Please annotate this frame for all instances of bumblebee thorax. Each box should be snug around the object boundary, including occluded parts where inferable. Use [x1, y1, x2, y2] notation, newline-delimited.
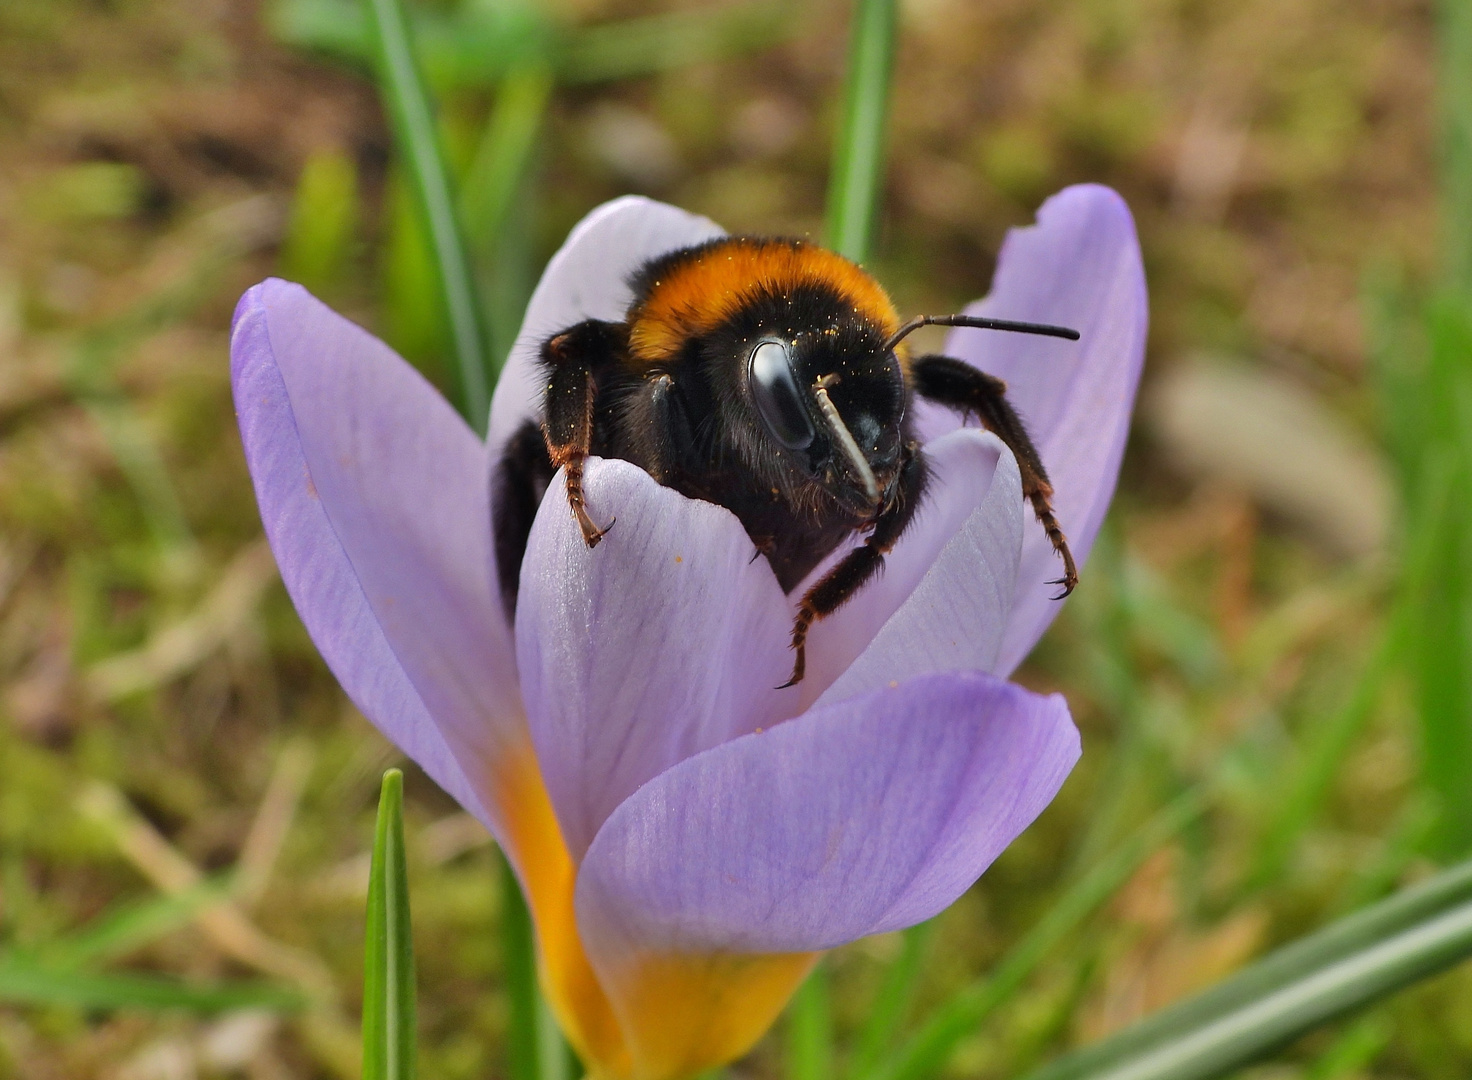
[625, 236, 901, 366]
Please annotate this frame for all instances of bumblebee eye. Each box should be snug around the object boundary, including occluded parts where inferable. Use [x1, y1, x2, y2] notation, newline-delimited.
[749, 340, 814, 450]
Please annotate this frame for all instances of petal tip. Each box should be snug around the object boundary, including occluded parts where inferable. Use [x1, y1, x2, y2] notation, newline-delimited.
[1041, 182, 1136, 226]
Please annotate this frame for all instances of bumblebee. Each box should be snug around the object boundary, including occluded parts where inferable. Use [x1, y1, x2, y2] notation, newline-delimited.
[493, 235, 1079, 686]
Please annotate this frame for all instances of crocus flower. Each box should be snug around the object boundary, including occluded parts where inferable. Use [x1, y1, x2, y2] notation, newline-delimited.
[230, 185, 1145, 1080]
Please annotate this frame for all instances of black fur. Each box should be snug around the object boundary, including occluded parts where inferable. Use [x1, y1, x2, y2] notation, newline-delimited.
[491, 237, 1068, 682]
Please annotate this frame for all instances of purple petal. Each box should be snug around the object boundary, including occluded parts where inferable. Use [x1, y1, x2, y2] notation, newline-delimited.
[913, 185, 1147, 674]
[487, 197, 723, 466]
[516, 458, 797, 862]
[574, 671, 1078, 957]
[811, 430, 1024, 708]
[231, 280, 522, 838]
[793, 429, 1021, 709]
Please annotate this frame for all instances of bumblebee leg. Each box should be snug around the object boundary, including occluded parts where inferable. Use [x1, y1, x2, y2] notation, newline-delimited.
[540, 320, 625, 547]
[491, 419, 556, 622]
[628, 372, 692, 485]
[910, 354, 1077, 597]
[781, 444, 927, 687]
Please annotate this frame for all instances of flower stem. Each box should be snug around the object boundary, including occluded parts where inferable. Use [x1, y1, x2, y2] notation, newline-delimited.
[363, 0, 491, 434]
[824, 0, 897, 263]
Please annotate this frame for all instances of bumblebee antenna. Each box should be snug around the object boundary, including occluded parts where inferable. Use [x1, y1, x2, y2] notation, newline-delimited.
[885, 314, 1080, 353]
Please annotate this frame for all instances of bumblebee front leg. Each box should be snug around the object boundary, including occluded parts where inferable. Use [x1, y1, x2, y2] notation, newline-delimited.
[781, 443, 927, 687]
[540, 319, 625, 547]
[910, 354, 1078, 596]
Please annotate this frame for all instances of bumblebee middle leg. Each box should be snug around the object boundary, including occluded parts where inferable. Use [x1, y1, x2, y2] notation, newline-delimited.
[910, 353, 1078, 596]
[781, 443, 927, 687]
[539, 319, 627, 547]
[616, 371, 694, 486]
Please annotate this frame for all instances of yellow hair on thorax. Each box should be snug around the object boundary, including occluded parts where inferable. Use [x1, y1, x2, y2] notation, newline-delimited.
[627, 238, 901, 365]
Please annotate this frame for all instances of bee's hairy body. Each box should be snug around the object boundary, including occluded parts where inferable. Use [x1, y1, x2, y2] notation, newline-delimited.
[493, 235, 1076, 685]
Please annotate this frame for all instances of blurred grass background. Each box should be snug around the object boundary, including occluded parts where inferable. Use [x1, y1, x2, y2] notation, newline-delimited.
[0, 0, 1467, 1077]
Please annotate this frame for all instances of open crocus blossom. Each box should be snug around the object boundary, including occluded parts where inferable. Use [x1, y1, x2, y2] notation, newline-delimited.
[230, 185, 1145, 1079]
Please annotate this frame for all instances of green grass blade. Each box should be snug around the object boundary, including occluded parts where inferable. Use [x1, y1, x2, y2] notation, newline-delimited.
[460, 64, 552, 370]
[270, 0, 373, 63]
[272, 0, 549, 89]
[1018, 859, 1472, 1080]
[861, 792, 1205, 1080]
[0, 961, 302, 1014]
[556, 2, 793, 85]
[786, 963, 833, 1080]
[362, 769, 415, 1080]
[37, 875, 234, 972]
[279, 148, 360, 296]
[363, 0, 490, 433]
[78, 394, 199, 565]
[1252, 444, 1453, 884]
[460, 66, 552, 261]
[1023, 878, 1472, 1080]
[275, 0, 793, 89]
[1302, 1016, 1390, 1080]
[1246, 619, 1400, 890]
[848, 922, 936, 1080]
[1440, 0, 1472, 295]
[825, 0, 896, 261]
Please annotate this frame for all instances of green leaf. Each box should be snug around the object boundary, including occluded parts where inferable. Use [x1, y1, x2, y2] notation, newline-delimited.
[860, 792, 1204, 1080]
[363, 0, 490, 433]
[825, 0, 896, 262]
[362, 769, 416, 1080]
[0, 961, 302, 1014]
[785, 963, 832, 1080]
[1022, 857, 1472, 1080]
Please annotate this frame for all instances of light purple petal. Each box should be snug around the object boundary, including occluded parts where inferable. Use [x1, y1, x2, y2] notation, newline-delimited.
[516, 457, 797, 862]
[912, 185, 1146, 675]
[792, 429, 1021, 710]
[811, 430, 1024, 708]
[574, 671, 1078, 959]
[231, 280, 523, 840]
[486, 197, 723, 467]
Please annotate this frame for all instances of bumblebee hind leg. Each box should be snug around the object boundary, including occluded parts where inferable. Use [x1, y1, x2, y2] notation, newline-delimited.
[910, 354, 1077, 596]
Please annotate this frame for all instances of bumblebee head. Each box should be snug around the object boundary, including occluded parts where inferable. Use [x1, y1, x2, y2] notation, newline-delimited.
[742, 322, 906, 520]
